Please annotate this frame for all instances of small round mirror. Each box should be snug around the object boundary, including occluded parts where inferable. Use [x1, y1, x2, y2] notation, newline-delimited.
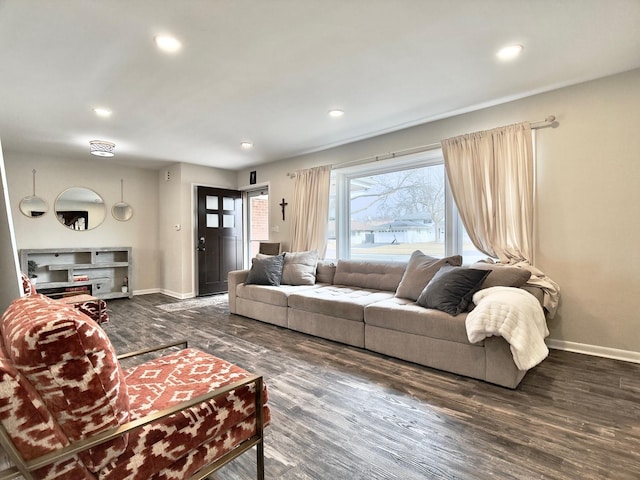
[55, 187, 106, 231]
[112, 202, 134, 222]
[19, 195, 49, 218]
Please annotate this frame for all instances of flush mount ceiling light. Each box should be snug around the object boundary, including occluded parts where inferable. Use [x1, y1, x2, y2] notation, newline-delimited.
[154, 35, 182, 53]
[93, 107, 112, 117]
[240, 141, 253, 149]
[89, 140, 115, 157]
[496, 44, 524, 61]
[328, 109, 345, 118]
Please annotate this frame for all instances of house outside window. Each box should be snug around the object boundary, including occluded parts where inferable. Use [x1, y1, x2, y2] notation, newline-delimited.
[246, 188, 269, 263]
[327, 150, 484, 264]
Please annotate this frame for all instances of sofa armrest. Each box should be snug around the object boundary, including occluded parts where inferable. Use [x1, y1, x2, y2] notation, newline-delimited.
[228, 269, 249, 313]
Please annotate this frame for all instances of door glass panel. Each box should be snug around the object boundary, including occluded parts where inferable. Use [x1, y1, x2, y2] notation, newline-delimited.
[223, 214, 235, 228]
[222, 197, 234, 210]
[207, 213, 219, 228]
[206, 196, 219, 210]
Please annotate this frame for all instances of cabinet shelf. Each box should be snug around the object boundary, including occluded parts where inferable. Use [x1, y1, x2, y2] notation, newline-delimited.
[21, 247, 132, 300]
[48, 262, 129, 270]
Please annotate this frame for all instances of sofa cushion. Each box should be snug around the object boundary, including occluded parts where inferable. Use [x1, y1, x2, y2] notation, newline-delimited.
[472, 261, 532, 289]
[0, 294, 130, 472]
[417, 266, 490, 316]
[281, 250, 318, 285]
[333, 260, 406, 291]
[316, 260, 337, 284]
[364, 297, 474, 345]
[245, 254, 285, 286]
[236, 282, 320, 307]
[395, 251, 462, 301]
[288, 286, 395, 322]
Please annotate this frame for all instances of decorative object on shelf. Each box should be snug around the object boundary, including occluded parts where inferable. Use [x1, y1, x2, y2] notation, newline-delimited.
[112, 178, 134, 221]
[19, 169, 49, 218]
[280, 198, 288, 221]
[121, 276, 128, 293]
[55, 187, 106, 231]
[89, 140, 115, 157]
[27, 260, 38, 284]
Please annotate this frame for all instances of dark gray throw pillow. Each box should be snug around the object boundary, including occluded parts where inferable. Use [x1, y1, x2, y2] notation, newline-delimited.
[417, 266, 490, 316]
[245, 254, 285, 286]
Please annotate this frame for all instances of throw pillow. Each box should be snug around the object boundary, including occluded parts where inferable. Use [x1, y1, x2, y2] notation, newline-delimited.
[395, 250, 463, 301]
[245, 254, 285, 286]
[281, 250, 319, 285]
[417, 266, 490, 316]
[471, 262, 532, 289]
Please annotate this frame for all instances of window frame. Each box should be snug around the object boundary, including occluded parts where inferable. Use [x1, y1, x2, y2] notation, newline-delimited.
[331, 148, 473, 262]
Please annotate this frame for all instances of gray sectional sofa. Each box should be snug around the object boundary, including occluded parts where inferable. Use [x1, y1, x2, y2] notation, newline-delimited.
[228, 255, 545, 388]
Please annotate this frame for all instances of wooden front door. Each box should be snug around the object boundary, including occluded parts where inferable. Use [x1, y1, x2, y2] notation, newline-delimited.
[196, 187, 243, 295]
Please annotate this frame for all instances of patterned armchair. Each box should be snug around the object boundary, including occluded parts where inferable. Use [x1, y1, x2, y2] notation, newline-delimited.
[20, 272, 109, 325]
[0, 294, 269, 480]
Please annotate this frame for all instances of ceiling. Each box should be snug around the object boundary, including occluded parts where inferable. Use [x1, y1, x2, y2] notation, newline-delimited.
[1, 1, 639, 171]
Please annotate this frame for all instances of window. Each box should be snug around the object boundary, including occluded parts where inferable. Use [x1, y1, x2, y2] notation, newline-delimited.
[329, 150, 484, 263]
[245, 188, 269, 263]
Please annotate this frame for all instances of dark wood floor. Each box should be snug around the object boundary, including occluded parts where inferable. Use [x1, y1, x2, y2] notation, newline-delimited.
[104, 294, 640, 480]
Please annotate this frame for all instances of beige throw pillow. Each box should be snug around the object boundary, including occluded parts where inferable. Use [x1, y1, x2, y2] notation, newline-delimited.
[281, 250, 319, 285]
[471, 262, 532, 289]
[395, 250, 463, 301]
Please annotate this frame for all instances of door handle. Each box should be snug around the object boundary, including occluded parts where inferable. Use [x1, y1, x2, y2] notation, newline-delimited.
[197, 236, 205, 252]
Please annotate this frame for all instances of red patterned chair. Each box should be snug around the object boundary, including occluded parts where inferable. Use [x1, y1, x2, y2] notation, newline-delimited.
[0, 294, 269, 480]
[20, 272, 109, 325]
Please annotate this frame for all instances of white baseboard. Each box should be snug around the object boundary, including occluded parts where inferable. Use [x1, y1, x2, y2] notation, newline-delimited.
[547, 338, 640, 364]
[158, 289, 195, 300]
[131, 288, 160, 296]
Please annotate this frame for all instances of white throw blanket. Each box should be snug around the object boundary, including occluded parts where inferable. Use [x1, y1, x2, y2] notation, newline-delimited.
[466, 286, 549, 370]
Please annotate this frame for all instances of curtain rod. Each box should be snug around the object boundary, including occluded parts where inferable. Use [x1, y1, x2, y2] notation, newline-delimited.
[287, 115, 556, 176]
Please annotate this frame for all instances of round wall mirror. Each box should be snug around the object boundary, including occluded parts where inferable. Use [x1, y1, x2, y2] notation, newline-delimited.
[111, 178, 133, 221]
[55, 187, 106, 231]
[112, 202, 134, 222]
[19, 195, 49, 218]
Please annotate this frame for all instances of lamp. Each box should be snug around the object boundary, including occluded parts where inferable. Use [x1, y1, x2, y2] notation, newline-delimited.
[89, 140, 115, 157]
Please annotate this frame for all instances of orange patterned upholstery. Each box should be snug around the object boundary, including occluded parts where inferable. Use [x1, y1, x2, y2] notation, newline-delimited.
[0, 294, 270, 480]
[20, 272, 109, 324]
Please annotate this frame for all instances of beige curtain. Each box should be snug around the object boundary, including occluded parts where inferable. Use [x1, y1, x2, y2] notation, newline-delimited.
[290, 165, 331, 257]
[442, 122, 560, 317]
[442, 122, 534, 264]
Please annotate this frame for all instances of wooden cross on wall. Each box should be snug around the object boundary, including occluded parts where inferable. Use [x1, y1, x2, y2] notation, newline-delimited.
[280, 198, 288, 221]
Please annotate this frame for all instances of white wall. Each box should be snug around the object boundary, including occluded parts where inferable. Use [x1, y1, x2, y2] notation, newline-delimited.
[0, 140, 21, 312]
[157, 162, 237, 298]
[5, 152, 160, 293]
[237, 68, 640, 359]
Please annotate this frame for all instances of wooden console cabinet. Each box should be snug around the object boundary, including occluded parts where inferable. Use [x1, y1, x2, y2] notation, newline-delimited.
[20, 247, 132, 300]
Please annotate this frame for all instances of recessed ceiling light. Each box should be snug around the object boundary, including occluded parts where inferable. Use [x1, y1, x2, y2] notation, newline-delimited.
[496, 44, 524, 61]
[154, 35, 182, 53]
[328, 109, 344, 118]
[240, 142, 253, 149]
[93, 107, 112, 117]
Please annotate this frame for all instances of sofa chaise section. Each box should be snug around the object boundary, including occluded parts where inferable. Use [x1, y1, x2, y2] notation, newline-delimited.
[364, 297, 526, 388]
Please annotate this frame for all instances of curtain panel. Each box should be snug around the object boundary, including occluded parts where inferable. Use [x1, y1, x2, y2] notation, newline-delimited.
[442, 122, 560, 317]
[442, 122, 534, 264]
[289, 165, 331, 257]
